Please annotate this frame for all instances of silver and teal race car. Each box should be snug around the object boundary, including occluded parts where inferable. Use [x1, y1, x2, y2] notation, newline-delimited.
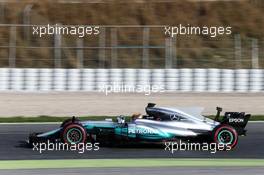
[29, 103, 250, 148]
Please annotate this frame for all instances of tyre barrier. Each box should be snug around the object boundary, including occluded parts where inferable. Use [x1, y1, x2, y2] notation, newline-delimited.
[0, 68, 263, 92]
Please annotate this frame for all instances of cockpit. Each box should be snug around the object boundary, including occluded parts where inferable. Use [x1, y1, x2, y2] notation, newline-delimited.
[126, 103, 206, 123]
[144, 106, 186, 121]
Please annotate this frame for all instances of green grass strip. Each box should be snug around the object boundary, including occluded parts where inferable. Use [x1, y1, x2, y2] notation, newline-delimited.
[0, 159, 263, 169]
[0, 116, 115, 123]
[0, 115, 264, 123]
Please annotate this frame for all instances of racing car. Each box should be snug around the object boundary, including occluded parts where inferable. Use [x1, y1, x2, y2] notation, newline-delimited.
[29, 103, 250, 148]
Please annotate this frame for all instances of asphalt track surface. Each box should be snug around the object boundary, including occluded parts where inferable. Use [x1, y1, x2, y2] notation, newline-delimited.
[1, 167, 264, 175]
[0, 122, 263, 160]
[0, 92, 263, 116]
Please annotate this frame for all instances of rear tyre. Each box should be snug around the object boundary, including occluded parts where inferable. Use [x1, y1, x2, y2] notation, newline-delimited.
[213, 124, 238, 149]
[61, 123, 87, 144]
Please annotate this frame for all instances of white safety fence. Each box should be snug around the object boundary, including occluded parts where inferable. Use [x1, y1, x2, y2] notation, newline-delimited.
[0, 68, 263, 92]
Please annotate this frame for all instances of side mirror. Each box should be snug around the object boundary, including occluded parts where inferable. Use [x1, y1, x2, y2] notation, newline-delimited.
[147, 103, 156, 108]
[71, 116, 76, 122]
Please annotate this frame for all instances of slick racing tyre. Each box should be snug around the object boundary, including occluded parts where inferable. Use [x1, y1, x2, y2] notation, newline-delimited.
[61, 123, 87, 144]
[61, 117, 80, 128]
[213, 124, 238, 149]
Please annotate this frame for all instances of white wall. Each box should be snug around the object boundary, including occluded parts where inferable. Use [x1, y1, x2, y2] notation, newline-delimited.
[0, 68, 263, 92]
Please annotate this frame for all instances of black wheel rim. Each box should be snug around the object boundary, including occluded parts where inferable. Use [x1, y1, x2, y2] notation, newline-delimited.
[218, 130, 234, 144]
[66, 128, 82, 144]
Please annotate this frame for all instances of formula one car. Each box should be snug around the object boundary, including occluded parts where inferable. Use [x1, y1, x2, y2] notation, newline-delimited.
[29, 103, 250, 148]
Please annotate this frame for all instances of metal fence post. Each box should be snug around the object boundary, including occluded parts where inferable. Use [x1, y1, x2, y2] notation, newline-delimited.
[76, 38, 84, 69]
[142, 27, 149, 68]
[111, 28, 118, 68]
[99, 27, 106, 68]
[234, 34, 242, 68]
[9, 26, 16, 68]
[0, 3, 5, 23]
[54, 27, 62, 68]
[171, 37, 177, 68]
[23, 4, 33, 41]
[165, 38, 172, 68]
[251, 38, 259, 69]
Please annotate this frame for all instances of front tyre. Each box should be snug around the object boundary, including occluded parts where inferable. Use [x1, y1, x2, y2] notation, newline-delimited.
[61, 117, 80, 128]
[213, 124, 238, 149]
[61, 123, 87, 144]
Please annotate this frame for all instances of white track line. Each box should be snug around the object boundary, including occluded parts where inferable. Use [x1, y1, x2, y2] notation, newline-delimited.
[0, 121, 263, 125]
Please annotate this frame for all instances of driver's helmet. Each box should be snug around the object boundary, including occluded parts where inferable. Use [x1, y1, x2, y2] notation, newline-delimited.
[117, 115, 125, 124]
[131, 113, 142, 122]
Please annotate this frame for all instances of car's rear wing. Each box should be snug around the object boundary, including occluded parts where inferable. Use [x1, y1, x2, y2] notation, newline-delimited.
[222, 112, 251, 135]
[215, 107, 251, 135]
